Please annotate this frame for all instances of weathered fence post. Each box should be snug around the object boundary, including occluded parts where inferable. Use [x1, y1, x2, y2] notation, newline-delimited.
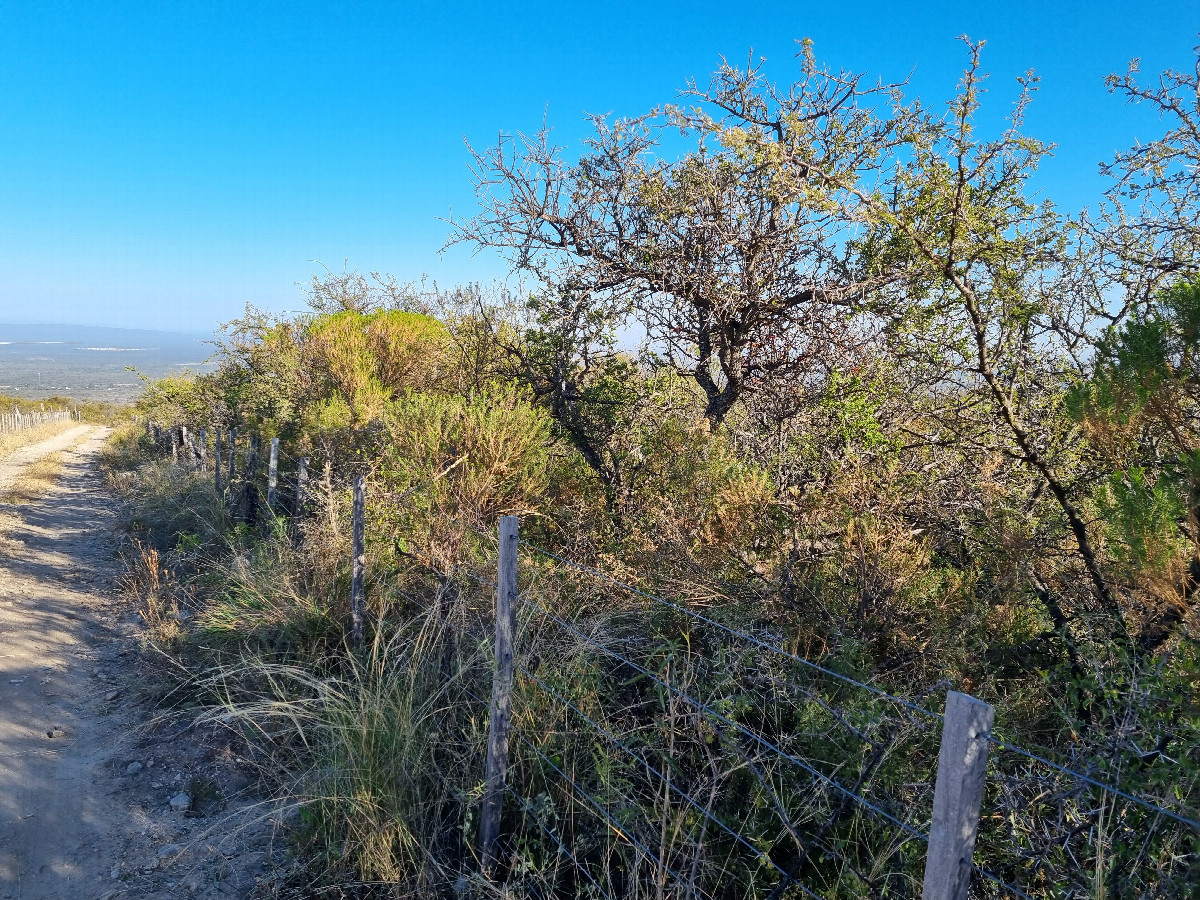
[350, 473, 366, 646]
[198, 428, 208, 468]
[170, 427, 180, 463]
[290, 457, 310, 545]
[294, 457, 309, 515]
[922, 691, 995, 900]
[481, 514, 519, 875]
[214, 427, 223, 494]
[226, 427, 237, 491]
[241, 434, 260, 524]
[267, 437, 280, 510]
[245, 434, 259, 481]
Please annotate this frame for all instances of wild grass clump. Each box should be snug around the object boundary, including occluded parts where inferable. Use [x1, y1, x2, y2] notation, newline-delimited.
[196, 550, 341, 654]
[196, 607, 492, 896]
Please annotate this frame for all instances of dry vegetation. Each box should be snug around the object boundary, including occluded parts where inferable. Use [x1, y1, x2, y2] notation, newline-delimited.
[0, 431, 95, 503]
[0, 419, 79, 460]
[104, 41, 1200, 900]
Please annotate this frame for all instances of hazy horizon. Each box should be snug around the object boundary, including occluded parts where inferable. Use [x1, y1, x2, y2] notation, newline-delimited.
[0, 321, 214, 338]
[0, 323, 216, 400]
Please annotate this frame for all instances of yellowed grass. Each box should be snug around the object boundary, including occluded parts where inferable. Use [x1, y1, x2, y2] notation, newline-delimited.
[0, 419, 79, 459]
[2, 451, 69, 503]
[1, 431, 91, 504]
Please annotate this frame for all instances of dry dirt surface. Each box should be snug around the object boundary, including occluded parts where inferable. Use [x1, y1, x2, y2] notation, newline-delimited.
[0, 428, 279, 900]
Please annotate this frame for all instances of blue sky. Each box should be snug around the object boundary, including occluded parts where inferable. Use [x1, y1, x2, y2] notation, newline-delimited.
[0, 1, 1196, 334]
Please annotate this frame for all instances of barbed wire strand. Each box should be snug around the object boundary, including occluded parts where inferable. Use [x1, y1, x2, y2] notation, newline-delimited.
[518, 539, 944, 723]
[972, 863, 1037, 900]
[517, 538, 1200, 834]
[514, 662, 827, 900]
[509, 726, 702, 897]
[457, 675, 700, 896]
[522, 595, 929, 844]
[986, 735, 1200, 832]
[503, 782, 617, 900]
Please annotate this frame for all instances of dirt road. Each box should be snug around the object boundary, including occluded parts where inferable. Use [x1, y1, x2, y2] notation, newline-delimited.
[0, 429, 275, 899]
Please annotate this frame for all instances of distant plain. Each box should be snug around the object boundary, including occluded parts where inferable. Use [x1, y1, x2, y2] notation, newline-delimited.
[0, 324, 215, 402]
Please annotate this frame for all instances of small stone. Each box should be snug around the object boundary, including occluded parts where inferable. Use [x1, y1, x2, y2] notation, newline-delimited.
[125, 762, 143, 776]
[157, 843, 182, 858]
[105, 690, 120, 701]
[169, 792, 191, 811]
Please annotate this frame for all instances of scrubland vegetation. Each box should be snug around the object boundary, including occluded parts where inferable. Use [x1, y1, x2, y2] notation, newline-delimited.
[108, 43, 1199, 898]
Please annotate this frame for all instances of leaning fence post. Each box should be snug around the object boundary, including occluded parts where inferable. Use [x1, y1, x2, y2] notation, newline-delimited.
[350, 474, 366, 646]
[922, 691, 995, 900]
[267, 437, 280, 510]
[481, 514, 519, 875]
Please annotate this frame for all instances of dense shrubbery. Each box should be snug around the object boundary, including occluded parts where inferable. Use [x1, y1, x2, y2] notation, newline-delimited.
[110, 44, 1200, 899]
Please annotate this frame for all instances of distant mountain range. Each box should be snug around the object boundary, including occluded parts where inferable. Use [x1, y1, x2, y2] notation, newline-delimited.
[0, 323, 217, 402]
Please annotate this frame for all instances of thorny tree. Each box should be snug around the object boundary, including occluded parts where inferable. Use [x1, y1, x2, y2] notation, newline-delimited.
[448, 41, 921, 428]
[682, 41, 1152, 656]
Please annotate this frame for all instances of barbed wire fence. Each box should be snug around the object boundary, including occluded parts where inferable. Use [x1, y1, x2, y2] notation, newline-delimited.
[144, 423, 1200, 899]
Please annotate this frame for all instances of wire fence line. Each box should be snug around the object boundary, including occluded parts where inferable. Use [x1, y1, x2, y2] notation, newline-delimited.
[519, 537, 1200, 832]
[518, 538, 948, 725]
[0, 407, 78, 434]
[144, 424, 1199, 899]
[520, 593, 932, 844]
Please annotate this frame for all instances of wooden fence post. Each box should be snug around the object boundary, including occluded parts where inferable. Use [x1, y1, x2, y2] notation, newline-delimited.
[198, 428, 208, 468]
[481, 514, 519, 875]
[294, 457, 309, 515]
[214, 427, 223, 494]
[226, 427, 237, 491]
[245, 434, 258, 480]
[267, 437, 280, 510]
[242, 435, 260, 524]
[922, 691, 995, 900]
[170, 427, 179, 463]
[350, 474, 366, 646]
